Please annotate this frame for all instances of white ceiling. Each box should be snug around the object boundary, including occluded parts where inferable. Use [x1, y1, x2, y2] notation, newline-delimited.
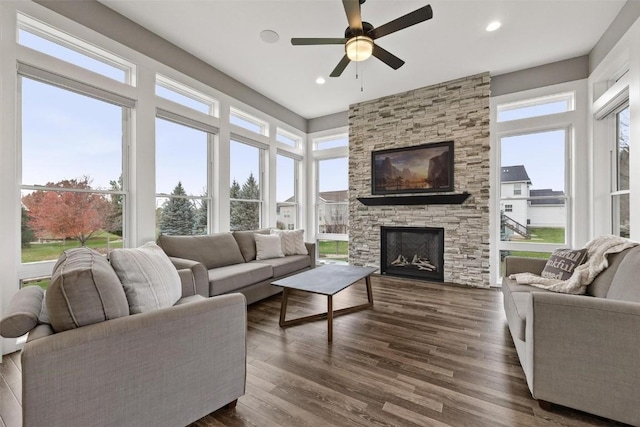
[99, 0, 626, 120]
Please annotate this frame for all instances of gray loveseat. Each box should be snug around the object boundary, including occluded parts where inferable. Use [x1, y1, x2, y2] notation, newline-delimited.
[502, 246, 640, 425]
[0, 246, 246, 427]
[158, 230, 316, 304]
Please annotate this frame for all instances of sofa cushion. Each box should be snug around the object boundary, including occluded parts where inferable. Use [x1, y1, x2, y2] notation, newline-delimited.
[587, 247, 633, 297]
[606, 246, 640, 303]
[110, 242, 182, 314]
[271, 229, 308, 256]
[233, 229, 270, 262]
[0, 286, 44, 338]
[255, 234, 284, 260]
[208, 263, 273, 295]
[158, 233, 245, 269]
[252, 255, 311, 278]
[541, 248, 587, 281]
[47, 247, 129, 333]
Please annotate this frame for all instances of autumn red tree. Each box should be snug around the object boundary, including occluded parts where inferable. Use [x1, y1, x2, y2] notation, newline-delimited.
[22, 177, 112, 246]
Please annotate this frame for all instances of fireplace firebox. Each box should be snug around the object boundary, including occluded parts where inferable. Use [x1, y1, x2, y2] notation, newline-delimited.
[380, 226, 444, 282]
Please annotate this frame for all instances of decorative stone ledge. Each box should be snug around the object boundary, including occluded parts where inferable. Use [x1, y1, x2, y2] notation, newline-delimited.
[357, 192, 470, 206]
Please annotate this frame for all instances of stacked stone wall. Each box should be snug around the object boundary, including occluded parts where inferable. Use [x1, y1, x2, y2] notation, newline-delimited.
[348, 73, 491, 287]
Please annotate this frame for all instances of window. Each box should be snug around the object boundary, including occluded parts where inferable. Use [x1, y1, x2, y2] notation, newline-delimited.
[500, 130, 567, 243]
[155, 118, 211, 236]
[317, 157, 348, 264]
[513, 183, 521, 195]
[497, 92, 574, 122]
[276, 128, 300, 148]
[315, 134, 348, 150]
[612, 105, 630, 238]
[230, 140, 263, 230]
[276, 154, 298, 230]
[20, 77, 127, 264]
[156, 75, 217, 116]
[18, 14, 131, 84]
[230, 108, 267, 136]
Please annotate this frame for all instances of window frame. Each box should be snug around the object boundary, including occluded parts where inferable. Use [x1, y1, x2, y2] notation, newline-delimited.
[490, 80, 587, 286]
[229, 138, 266, 231]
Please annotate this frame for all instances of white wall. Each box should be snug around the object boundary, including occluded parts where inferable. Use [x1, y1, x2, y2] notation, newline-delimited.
[529, 205, 566, 227]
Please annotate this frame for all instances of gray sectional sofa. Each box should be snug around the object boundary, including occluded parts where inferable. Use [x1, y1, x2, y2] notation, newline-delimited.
[502, 246, 640, 426]
[158, 230, 316, 304]
[0, 245, 247, 427]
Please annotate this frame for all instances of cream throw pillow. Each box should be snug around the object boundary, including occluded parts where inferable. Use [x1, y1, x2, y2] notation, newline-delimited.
[271, 229, 308, 256]
[255, 234, 285, 260]
[110, 241, 182, 314]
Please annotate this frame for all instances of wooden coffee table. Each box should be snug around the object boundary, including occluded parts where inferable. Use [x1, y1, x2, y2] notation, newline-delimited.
[272, 264, 377, 343]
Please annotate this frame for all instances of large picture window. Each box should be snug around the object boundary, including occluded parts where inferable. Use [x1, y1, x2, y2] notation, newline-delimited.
[20, 77, 127, 264]
[155, 118, 211, 236]
[276, 154, 298, 230]
[612, 105, 630, 238]
[317, 156, 349, 263]
[230, 140, 263, 231]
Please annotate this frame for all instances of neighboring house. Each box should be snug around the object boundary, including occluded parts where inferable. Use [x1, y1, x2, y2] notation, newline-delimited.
[317, 190, 348, 234]
[276, 196, 297, 230]
[276, 190, 349, 233]
[529, 189, 566, 227]
[501, 165, 565, 239]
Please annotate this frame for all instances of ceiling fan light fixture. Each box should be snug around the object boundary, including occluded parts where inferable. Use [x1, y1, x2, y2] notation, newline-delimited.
[345, 36, 374, 62]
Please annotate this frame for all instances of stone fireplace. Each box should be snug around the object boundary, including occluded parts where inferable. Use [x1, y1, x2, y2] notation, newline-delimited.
[381, 226, 444, 281]
[348, 73, 491, 288]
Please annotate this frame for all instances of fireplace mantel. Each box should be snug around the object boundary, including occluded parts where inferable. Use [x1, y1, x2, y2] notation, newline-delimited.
[357, 192, 470, 206]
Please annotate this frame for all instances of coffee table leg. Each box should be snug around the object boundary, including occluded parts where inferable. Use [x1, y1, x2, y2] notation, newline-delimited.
[279, 288, 290, 327]
[366, 275, 374, 305]
[327, 295, 333, 343]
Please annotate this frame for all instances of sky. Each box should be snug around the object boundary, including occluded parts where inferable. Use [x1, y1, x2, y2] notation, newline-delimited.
[501, 129, 565, 192]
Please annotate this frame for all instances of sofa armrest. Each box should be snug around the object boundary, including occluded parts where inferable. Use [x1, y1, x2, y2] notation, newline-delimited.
[305, 242, 316, 269]
[504, 256, 547, 276]
[21, 293, 247, 427]
[526, 292, 640, 425]
[169, 256, 209, 297]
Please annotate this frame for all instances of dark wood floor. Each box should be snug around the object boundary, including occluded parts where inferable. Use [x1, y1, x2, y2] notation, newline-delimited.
[0, 276, 625, 426]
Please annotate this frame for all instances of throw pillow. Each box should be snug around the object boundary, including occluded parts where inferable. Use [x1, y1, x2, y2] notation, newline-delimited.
[271, 229, 308, 256]
[255, 233, 285, 260]
[46, 247, 129, 333]
[110, 241, 182, 314]
[541, 248, 588, 281]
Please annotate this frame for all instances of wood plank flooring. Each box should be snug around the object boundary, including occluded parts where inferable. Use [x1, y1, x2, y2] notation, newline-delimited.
[0, 276, 627, 426]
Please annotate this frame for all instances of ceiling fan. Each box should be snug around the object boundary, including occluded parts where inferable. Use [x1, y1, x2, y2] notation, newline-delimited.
[291, 0, 433, 77]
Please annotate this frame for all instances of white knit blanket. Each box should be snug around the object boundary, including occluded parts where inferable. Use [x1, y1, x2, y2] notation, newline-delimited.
[509, 235, 639, 294]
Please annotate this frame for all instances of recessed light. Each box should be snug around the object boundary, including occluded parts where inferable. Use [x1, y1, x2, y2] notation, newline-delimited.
[315, 77, 326, 85]
[259, 30, 280, 44]
[486, 21, 501, 32]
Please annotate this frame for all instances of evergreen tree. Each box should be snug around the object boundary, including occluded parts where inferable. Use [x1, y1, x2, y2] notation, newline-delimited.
[193, 190, 208, 235]
[106, 176, 123, 236]
[230, 179, 243, 231]
[230, 174, 260, 231]
[21, 206, 35, 248]
[158, 182, 195, 235]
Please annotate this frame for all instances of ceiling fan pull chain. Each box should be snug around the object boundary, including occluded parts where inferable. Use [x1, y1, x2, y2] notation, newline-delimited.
[361, 68, 364, 92]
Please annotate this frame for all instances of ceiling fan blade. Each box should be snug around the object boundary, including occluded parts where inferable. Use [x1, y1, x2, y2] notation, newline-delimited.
[343, 0, 363, 32]
[368, 5, 433, 40]
[291, 38, 348, 45]
[330, 55, 351, 77]
[372, 44, 405, 70]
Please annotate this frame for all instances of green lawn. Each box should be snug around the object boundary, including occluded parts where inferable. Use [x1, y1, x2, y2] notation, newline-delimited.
[318, 240, 348, 262]
[528, 227, 565, 244]
[21, 232, 123, 263]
